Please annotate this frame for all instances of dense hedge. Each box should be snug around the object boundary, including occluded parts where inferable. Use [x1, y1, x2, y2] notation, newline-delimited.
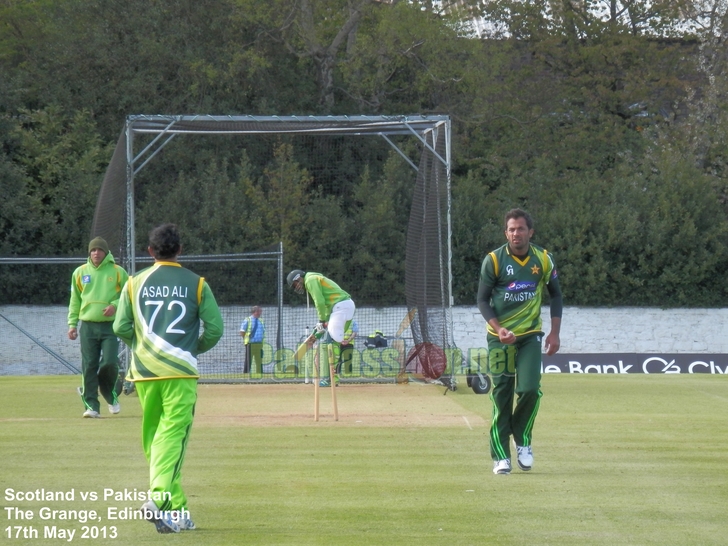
[2, 1, 727, 307]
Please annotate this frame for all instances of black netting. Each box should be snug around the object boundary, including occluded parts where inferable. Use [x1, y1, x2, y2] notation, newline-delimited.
[90, 131, 128, 262]
[405, 126, 453, 364]
[81, 115, 454, 384]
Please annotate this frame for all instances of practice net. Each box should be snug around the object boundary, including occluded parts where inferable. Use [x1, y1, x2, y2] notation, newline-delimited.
[1, 115, 457, 386]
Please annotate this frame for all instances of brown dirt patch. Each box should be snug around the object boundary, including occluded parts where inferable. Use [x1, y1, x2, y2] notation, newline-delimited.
[194, 383, 487, 428]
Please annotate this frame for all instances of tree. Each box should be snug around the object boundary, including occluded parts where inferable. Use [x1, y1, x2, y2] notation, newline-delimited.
[348, 159, 409, 304]
[674, 1, 728, 212]
[446, 0, 708, 306]
[0, 117, 38, 256]
[251, 142, 314, 253]
[337, 0, 471, 113]
[9, 106, 112, 255]
[3, 0, 728, 308]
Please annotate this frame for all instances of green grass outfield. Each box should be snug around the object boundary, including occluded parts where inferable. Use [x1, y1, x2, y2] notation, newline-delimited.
[1, 374, 726, 545]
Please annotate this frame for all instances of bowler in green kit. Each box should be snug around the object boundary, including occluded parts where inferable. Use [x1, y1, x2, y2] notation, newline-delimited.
[114, 224, 223, 533]
[477, 209, 563, 475]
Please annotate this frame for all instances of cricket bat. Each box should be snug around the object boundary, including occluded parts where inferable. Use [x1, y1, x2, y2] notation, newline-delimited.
[396, 307, 417, 338]
[294, 332, 317, 362]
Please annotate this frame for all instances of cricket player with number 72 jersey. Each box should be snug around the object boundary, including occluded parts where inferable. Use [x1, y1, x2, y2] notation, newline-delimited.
[113, 223, 223, 534]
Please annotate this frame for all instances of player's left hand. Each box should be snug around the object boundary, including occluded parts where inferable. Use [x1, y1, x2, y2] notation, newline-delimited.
[102, 305, 116, 317]
[544, 332, 560, 355]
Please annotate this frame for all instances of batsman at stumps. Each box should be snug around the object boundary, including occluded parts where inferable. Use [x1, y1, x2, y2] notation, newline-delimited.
[287, 270, 355, 387]
[113, 224, 223, 533]
[477, 208, 562, 476]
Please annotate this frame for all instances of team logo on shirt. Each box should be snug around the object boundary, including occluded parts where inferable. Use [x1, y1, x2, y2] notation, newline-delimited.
[82, 275, 91, 284]
[531, 264, 540, 274]
[504, 280, 537, 302]
[506, 281, 536, 292]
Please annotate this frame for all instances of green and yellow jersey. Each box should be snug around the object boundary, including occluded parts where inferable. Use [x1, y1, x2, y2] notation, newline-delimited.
[67, 252, 128, 326]
[304, 272, 351, 322]
[477, 243, 561, 338]
[113, 262, 224, 381]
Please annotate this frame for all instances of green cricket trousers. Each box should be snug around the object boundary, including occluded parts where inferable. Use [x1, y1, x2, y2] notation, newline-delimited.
[488, 333, 543, 461]
[135, 378, 197, 512]
[79, 321, 119, 413]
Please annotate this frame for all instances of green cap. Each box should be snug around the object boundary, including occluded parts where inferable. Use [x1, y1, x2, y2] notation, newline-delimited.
[88, 237, 109, 254]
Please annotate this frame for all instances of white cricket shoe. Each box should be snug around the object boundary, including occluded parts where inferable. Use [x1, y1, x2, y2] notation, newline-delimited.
[108, 402, 121, 414]
[493, 459, 511, 475]
[140, 501, 180, 534]
[82, 410, 100, 419]
[172, 511, 196, 531]
[516, 445, 533, 471]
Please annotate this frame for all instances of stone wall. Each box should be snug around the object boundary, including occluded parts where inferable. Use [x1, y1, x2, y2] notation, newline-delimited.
[452, 306, 728, 354]
[2, 305, 726, 375]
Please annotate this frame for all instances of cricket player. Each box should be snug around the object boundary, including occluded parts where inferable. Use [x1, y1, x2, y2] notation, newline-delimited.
[114, 224, 223, 533]
[287, 269, 355, 386]
[477, 208, 562, 475]
[68, 236, 128, 418]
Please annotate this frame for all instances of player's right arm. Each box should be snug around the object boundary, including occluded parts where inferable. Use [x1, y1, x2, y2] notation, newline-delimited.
[477, 253, 515, 344]
[477, 254, 497, 323]
[67, 267, 83, 339]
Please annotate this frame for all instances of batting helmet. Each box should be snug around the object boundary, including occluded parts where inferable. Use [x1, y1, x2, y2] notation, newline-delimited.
[287, 270, 306, 293]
